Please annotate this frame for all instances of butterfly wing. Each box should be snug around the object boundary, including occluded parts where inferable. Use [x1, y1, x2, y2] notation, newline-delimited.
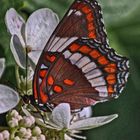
[33, 0, 129, 110]
[45, 0, 107, 53]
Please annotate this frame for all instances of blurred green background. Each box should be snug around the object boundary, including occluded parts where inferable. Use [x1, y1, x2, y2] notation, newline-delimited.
[0, 0, 140, 140]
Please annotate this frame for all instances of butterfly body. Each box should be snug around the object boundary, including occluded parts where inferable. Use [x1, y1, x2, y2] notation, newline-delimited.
[33, 0, 129, 110]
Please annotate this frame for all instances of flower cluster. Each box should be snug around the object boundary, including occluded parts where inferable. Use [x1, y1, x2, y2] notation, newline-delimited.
[0, 101, 118, 140]
[0, 110, 46, 140]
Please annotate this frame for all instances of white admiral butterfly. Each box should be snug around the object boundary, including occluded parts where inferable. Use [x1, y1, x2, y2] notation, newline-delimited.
[33, 0, 129, 110]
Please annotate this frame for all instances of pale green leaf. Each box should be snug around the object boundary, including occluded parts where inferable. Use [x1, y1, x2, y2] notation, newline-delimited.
[10, 35, 26, 69]
[0, 84, 19, 114]
[52, 103, 71, 129]
[69, 114, 118, 130]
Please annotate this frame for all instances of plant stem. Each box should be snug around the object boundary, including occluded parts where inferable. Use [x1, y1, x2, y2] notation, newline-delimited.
[10, 128, 18, 139]
[15, 65, 20, 90]
[59, 131, 65, 140]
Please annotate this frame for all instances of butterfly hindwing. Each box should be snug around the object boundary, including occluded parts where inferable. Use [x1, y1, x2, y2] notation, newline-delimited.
[33, 38, 129, 109]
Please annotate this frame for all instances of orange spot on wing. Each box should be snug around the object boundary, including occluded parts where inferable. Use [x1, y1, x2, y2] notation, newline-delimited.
[86, 13, 94, 22]
[40, 85, 48, 103]
[82, 6, 91, 14]
[40, 93, 48, 103]
[88, 32, 96, 38]
[48, 76, 54, 85]
[64, 79, 75, 86]
[106, 74, 116, 85]
[33, 76, 38, 99]
[89, 49, 101, 59]
[98, 56, 109, 65]
[40, 69, 47, 78]
[40, 78, 48, 103]
[69, 43, 80, 52]
[46, 55, 56, 62]
[108, 85, 115, 94]
[88, 23, 95, 31]
[79, 45, 92, 54]
[53, 85, 63, 93]
[104, 63, 117, 73]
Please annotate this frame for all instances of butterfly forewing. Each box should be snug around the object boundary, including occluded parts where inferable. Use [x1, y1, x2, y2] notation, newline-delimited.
[33, 0, 129, 110]
[45, 0, 108, 52]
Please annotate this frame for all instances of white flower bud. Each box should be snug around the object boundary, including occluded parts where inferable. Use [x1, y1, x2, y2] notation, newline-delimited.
[0, 133, 4, 140]
[29, 116, 35, 124]
[2, 130, 10, 139]
[8, 118, 18, 127]
[10, 110, 19, 117]
[37, 134, 46, 140]
[32, 126, 41, 136]
[19, 116, 33, 127]
[19, 127, 27, 137]
[24, 128, 32, 139]
[15, 115, 23, 121]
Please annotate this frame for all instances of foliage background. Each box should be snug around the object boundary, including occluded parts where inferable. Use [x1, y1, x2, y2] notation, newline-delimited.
[0, 0, 140, 139]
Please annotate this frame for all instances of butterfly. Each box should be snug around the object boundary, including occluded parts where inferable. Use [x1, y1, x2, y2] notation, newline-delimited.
[33, 0, 129, 111]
